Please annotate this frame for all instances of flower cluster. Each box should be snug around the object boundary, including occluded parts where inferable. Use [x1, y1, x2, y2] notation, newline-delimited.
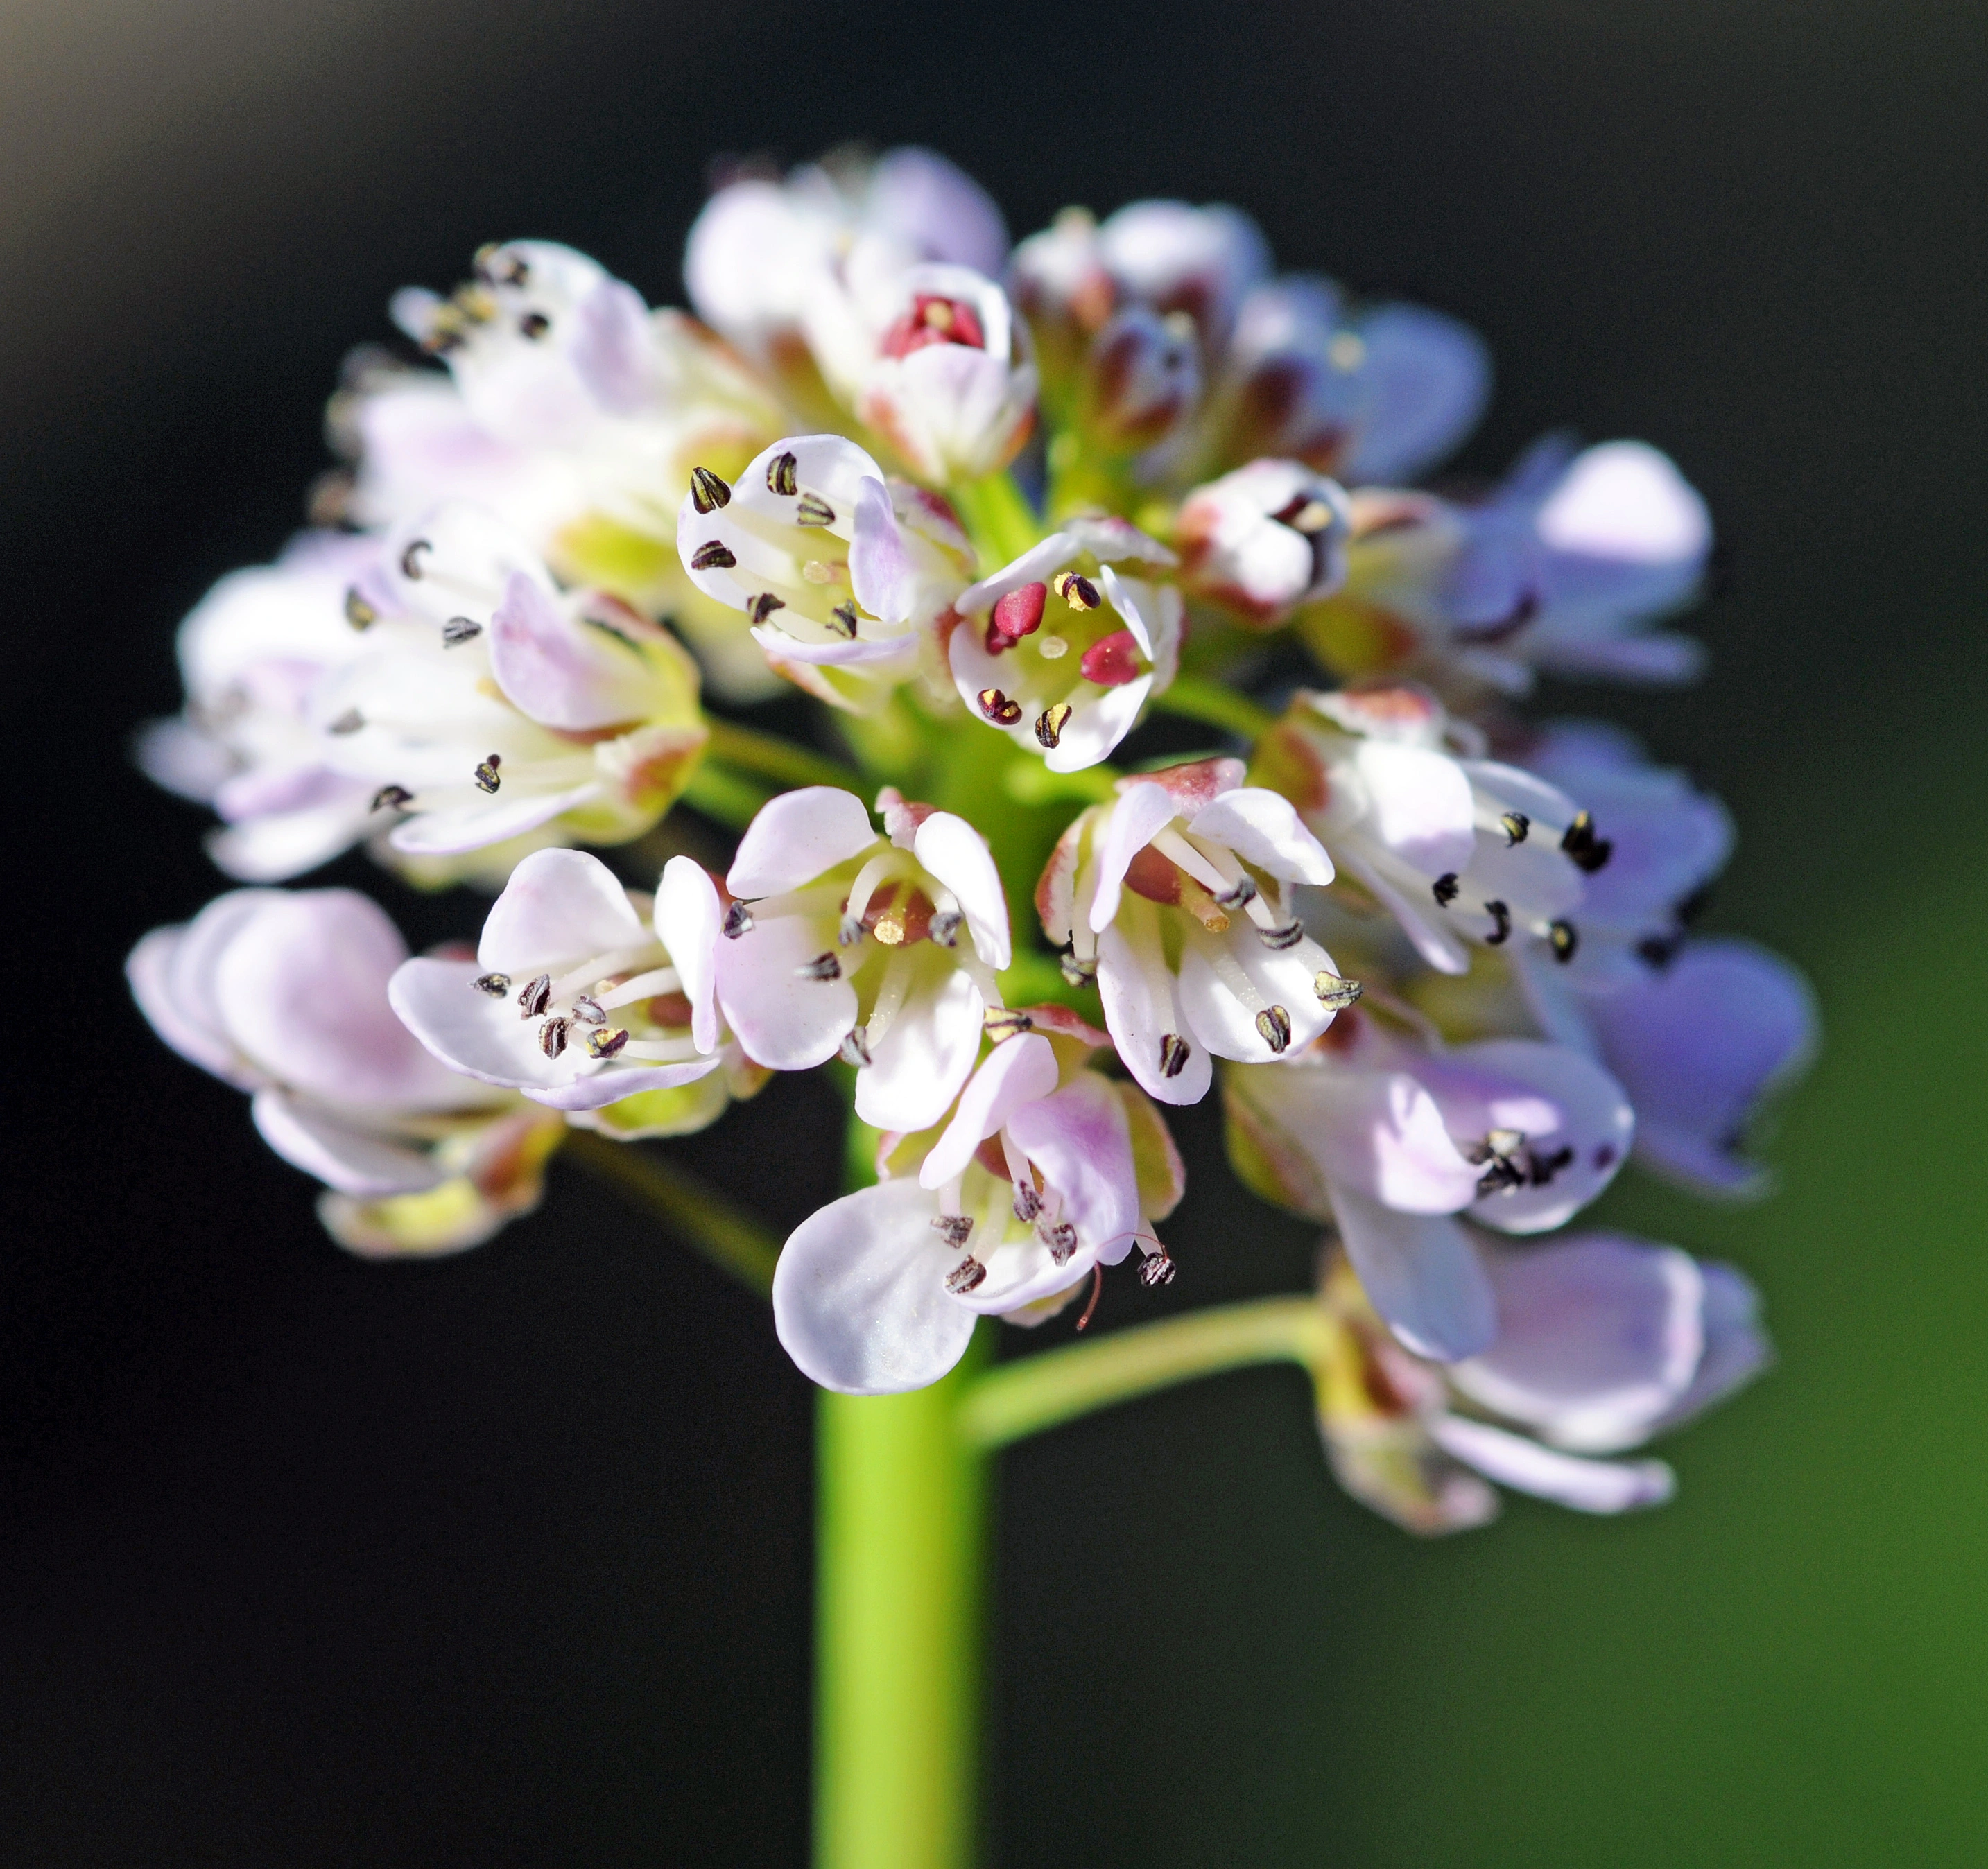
[132, 146, 1813, 1531]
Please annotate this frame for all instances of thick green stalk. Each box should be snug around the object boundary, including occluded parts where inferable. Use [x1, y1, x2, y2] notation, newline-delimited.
[705, 716, 864, 794]
[1149, 675, 1277, 743]
[815, 1333, 991, 1869]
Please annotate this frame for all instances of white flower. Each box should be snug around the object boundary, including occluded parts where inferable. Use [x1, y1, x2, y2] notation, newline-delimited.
[1075, 304, 1202, 453]
[712, 786, 1012, 1133]
[1175, 458, 1351, 626]
[947, 523, 1182, 771]
[127, 887, 560, 1255]
[1315, 1235, 1768, 1533]
[313, 504, 708, 862]
[772, 1032, 1170, 1392]
[1094, 200, 1272, 353]
[390, 847, 727, 1111]
[1037, 758, 1345, 1105]
[856, 266, 1039, 483]
[675, 434, 974, 708]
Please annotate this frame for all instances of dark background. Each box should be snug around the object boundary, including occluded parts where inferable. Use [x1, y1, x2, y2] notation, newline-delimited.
[5, 0, 1985, 1861]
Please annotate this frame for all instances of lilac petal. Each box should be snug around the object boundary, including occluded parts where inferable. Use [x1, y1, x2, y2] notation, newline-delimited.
[387, 781, 601, 858]
[919, 1034, 1060, 1190]
[1294, 1066, 1481, 1213]
[250, 1088, 446, 1197]
[772, 1180, 979, 1394]
[1087, 782, 1182, 933]
[388, 956, 591, 1092]
[1006, 1072, 1142, 1265]
[1537, 442, 1711, 568]
[655, 857, 723, 1054]
[727, 786, 877, 898]
[849, 476, 917, 625]
[1583, 938, 1816, 1195]
[1187, 787, 1334, 885]
[489, 573, 642, 730]
[913, 811, 1012, 969]
[1337, 849, 1473, 976]
[1097, 920, 1211, 1107]
[212, 890, 467, 1109]
[866, 146, 1010, 275]
[1429, 1414, 1675, 1513]
[1453, 1233, 1705, 1452]
[524, 1055, 723, 1111]
[127, 911, 263, 1089]
[477, 847, 648, 974]
[567, 276, 655, 414]
[1329, 1187, 1497, 1362]
[856, 966, 985, 1133]
[1343, 303, 1492, 485]
[714, 910, 858, 1072]
[1649, 1260, 1773, 1434]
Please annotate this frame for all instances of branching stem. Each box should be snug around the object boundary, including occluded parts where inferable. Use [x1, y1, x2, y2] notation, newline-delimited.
[1150, 675, 1277, 742]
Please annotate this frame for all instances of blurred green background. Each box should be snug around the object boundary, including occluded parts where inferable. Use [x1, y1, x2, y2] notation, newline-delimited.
[2, 0, 1982, 1861]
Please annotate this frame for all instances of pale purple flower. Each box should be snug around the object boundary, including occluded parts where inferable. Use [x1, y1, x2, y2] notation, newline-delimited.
[1094, 200, 1272, 354]
[1037, 758, 1345, 1106]
[127, 887, 558, 1255]
[712, 786, 1012, 1134]
[1075, 303, 1202, 453]
[1175, 458, 1351, 627]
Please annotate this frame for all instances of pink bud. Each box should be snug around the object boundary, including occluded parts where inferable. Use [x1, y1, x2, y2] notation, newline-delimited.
[1079, 629, 1142, 686]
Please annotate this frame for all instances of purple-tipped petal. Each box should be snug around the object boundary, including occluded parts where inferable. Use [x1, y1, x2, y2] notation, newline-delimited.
[1329, 1187, 1497, 1362]
[477, 848, 648, 974]
[1429, 1414, 1675, 1513]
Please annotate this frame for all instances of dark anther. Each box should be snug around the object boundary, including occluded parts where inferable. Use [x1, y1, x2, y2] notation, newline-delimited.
[539, 1016, 570, 1060]
[829, 602, 859, 639]
[328, 708, 364, 736]
[344, 587, 379, 631]
[1213, 874, 1259, 910]
[1255, 1005, 1293, 1053]
[1313, 971, 1363, 1009]
[1052, 571, 1100, 611]
[796, 493, 836, 528]
[1039, 1220, 1079, 1264]
[945, 1255, 987, 1296]
[587, 1027, 630, 1060]
[1272, 493, 1336, 535]
[517, 974, 553, 1018]
[571, 996, 606, 1026]
[1476, 1156, 1526, 1196]
[1035, 703, 1073, 749]
[838, 1027, 873, 1068]
[1637, 931, 1685, 969]
[1593, 1142, 1618, 1171]
[370, 784, 413, 812]
[1560, 810, 1614, 873]
[1484, 899, 1512, 946]
[1060, 950, 1097, 988]
[749, 592, 786, 625]
[983, 1008, 1035, 1040]
[474, 245, 528, 287]
[1076, 1266, 1105, 1331]
[517, 311, 551, 340]
[1137, 1251, 1177, 1289]
[1548, 919, 1579, 962]
[978, 687, 1023, 726]
[689, 541, 736, 571]
[1528, 1145, 1575, 1187]
[767, 451, 799, 497]
[1501, 811, 1530, 845]
[1256, 920, 1304, 951]
[722, 900, 754, 939]
[928, 910, 963, 948]
[931, 1213, 975, 1248]
[1012, 1181, 1042, 1223]
[400, 539, 431, 580]
[474, 754, 503, 793]
[1158, 1033, 1191, 1078]
[442, 616, 483, 646]
[689, 466, 733, 513]
[795, 952, 842, 981]
[1432, 872, 1460, 907]
[472, 973, 511, 997]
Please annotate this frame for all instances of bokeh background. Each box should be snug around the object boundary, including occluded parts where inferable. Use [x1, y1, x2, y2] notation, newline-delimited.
[3, 0, 1984, 1861]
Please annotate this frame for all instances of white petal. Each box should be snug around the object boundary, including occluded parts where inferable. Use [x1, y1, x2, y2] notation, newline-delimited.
[1428, 1414, 1675, 1513]
[477, 846, 648, 973]
[387, 782, 603, 858]
[488, 573, 646, 731]
[727, 786, 877, 898]
[1329, 1186, 1496, 1362]
[919, 1033, 1060, 1189]
[1537, 442, 1711, 566]
[1097, 919, 1211, 1106]
[1354, 742, 1477, 876]
[1343, 303, 1491, 485]
[849, 476, 916, 625]
[1046, 676, 1152, 774]
[388, 956, 596, 1091]
[250, 1088, 445, 1197]
[772, 1180, 979, 1393]
[524, 1054, 723, 1110]
[1336, 848, 1472, 975]
[1187, 787, 1334, 885]
[655, 857, 723, 1054]
[1176, 934, 1336, 1065]
[856, 966, 985, 1133]
[128, 911, 258, 1089]
[956, 532, 1078, 615]
[914, 811, 1011, 968]
[1007, 1072, 1141, 1262]
[714, 912, 857, 1071]
[1087, 782, 1181, 933]
[1097, 563, 1154, 657]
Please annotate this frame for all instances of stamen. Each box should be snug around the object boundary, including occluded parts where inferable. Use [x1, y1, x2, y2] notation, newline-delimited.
[328, 708, 363, 736]
[796, 493, 836, 527]
[401, 539, 431, 580]
[839, 1027, 872, 1068]
[750, 593, 786, 625]
[1060, 949, 1097, 987]
[795, 952, 842, 982]
[1255, 1005, 1293, 1053]
[978, 687, 1023, 725]
[589, 965, 680, 1009]
[1432, 872, 1460, 907]
[588, 1027, 630, 1059]
[570, 996, 606, 1025]
[442, 616, 482, 646]
[1549, 919, 1579, 962]
[1313, 971, 1363, 1009]
[1039, 1220, 1079, 1264]
[1256, 921, 1305, 950]
[1213, 873, 1258, 911]
[1137, 1251, 1177, 1288]
[1012, 1178, 1041, 1223]
[1560, 811, 1614, 873]
[1158, 1033, 1191, 1078]
[723, 900, 754, 939]
[1501, 811, 1530, 845]
[829, 602, 859, 638]
[1476, 1156, 1525, 1194]
[473, 754, 502, 793]
[1529, 1145, 1574, 1186]
[1484, 899, 1512, 946]
[517, 311, 550, 340]
[472, 973, 511, 997]
[945, 1256, 987, 1296]
[344, 587, 379, 630]
[689, 541, 736, 571]
[370, 785, 413, 812]
[931, 1213, 974, 1248]
[1035, 703, 1073, 749]
[517, 974, 553, 1018]
[1052, 571, 1100, 611]
[767, 451, 799, 496]
[983, 1007, 1034, 1041]
[539, 1017, 570, 1059]
[928, 909, 963, 948]
[690, 466, 732, 512]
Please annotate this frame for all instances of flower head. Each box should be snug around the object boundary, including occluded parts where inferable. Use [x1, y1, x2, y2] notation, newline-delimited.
[1176, 458, 1351, 627]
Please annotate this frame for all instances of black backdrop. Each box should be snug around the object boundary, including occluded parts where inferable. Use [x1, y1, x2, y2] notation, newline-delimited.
[3, 0, 1983, 1861]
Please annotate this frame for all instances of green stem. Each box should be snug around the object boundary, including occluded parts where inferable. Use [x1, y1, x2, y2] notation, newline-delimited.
[562, 1129, 779, 1296]
[1150, 675, 1277, 743]
[682, 759, 775, 830]
[705, 717, 864, 794]
[949, 469, 1044, 568]
[957, 1296, 1329, 1450]
[815, 1332, 990, 1869]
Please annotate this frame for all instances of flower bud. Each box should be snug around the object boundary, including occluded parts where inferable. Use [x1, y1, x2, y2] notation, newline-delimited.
[1176, 459, 1352, 627]
[1079, 305, 1202, 453]
[1095, 200, 1271, 354]
[1009, 207, 1118, 401]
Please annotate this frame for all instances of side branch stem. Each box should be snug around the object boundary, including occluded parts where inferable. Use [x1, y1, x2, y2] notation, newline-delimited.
[705, 717, 865, 794]
[1150, 676, 1277, 742]
[562, 1129, 779, 1296]
[956, 1295, 1329, 1450]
